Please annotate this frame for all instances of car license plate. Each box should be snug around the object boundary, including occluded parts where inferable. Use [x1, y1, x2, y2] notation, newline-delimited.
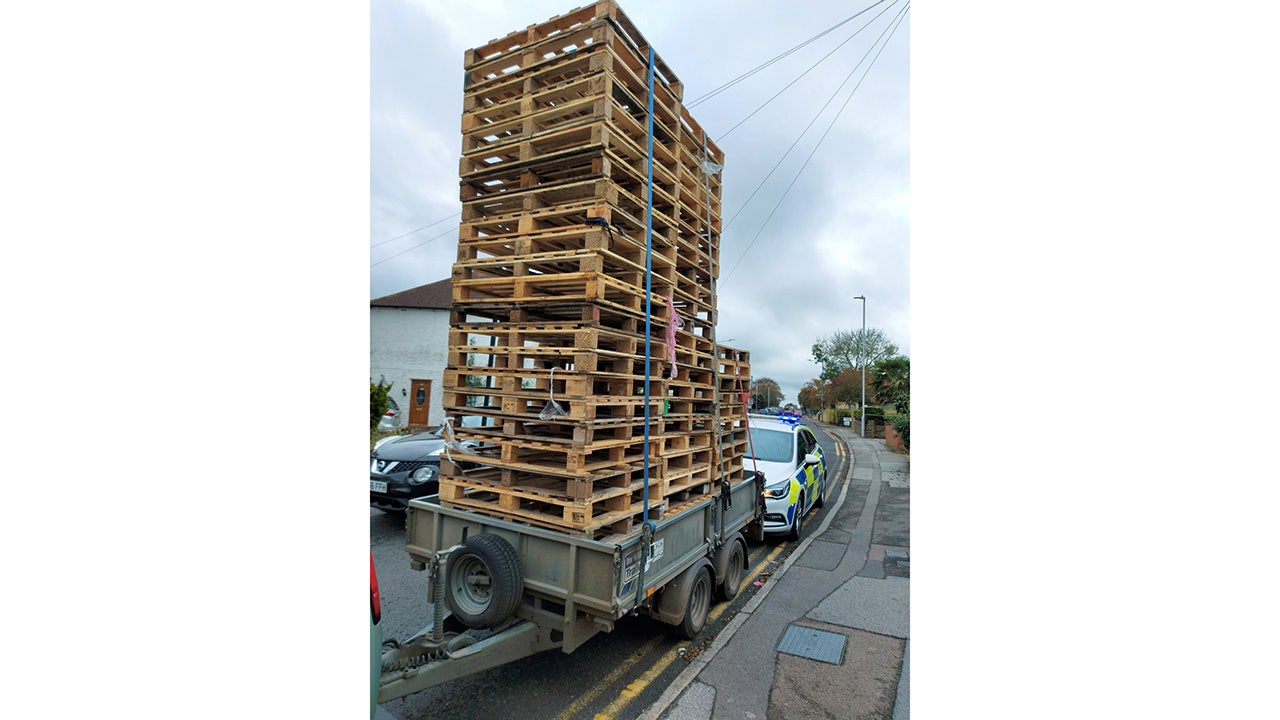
[370, 480, 388, 493]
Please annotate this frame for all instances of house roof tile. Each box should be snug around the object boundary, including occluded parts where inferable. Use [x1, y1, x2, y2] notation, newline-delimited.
[370, 278, 451, 309]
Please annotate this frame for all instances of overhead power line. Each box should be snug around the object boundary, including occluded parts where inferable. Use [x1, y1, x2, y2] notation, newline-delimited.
[720, 3, 910, 288]
[719, 0, 902, 141]
[370, 224, 459, 268]
[720, 0, 905, 235]
[685, 0, 892, 109]
[370, 212, 460, 250]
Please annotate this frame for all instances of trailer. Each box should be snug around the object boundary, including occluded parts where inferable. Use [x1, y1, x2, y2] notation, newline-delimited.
[376, 471, 762, 703]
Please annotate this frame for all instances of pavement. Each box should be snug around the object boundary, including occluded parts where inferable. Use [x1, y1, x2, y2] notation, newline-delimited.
[640, 422, 910, 720]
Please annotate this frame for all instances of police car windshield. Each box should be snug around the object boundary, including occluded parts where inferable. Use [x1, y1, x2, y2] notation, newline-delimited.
[747, 427, 792, 463]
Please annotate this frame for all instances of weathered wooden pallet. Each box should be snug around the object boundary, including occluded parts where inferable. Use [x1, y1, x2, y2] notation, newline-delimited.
[445, 384, 661, 422]
[460, 173, 680, 242]
[463, 2, 683, 101]
[449, 302, 716, 361]
[452, 244, 668, 289]
[434, 426, 715, 489]
[661, 464, 715, 503]
[443, 357, 714, 398]
[460, 121, 681, 201]
[464, 79, 683, 180]
[459, 147, 681, 228]
[438, 458, 690, 538]
[465, 42, 682, 152]
[460, 198, 601, 239]
[438, 470, 646, 537]
[461, 74, 610, 152]
[448, 322, 647, 364]
[457, 222, 677, 265]
[454, 269, 649, 312]
[453, 257, 716, 328]
[450, 296, 662, 331]
[657, 414, 717, 434]
[449, 413, 676, 449]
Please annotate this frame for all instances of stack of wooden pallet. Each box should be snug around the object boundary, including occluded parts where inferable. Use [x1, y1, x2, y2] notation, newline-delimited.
[438, 1, 748, 539]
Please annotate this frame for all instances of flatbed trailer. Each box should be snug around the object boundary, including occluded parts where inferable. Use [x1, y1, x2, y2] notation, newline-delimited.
[377, 471, 762, 702]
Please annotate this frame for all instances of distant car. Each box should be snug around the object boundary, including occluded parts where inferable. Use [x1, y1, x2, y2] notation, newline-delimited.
[745, 413, 827, 541]
[370, 423, 476, 513]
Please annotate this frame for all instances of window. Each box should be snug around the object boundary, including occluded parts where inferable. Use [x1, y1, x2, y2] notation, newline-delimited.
[747, 427, 793, 463]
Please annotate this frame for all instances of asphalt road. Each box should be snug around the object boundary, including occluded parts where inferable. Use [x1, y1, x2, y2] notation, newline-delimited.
[371, 426, 847, 720]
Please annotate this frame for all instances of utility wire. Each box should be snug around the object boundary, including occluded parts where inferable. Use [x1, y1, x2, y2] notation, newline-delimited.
[686, 0, 891, 109]
[720, 0, 904, 234]
[720, 3, 909, 288]
[371, 224, 459, 268]
[719, 0, 902, 141]
[370, 211, 460, 250]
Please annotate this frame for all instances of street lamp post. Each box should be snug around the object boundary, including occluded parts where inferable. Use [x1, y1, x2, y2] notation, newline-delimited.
[854, 295, 866, 438]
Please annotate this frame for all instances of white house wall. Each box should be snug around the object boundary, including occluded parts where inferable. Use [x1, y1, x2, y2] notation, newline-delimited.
[370, 306, 449, 429]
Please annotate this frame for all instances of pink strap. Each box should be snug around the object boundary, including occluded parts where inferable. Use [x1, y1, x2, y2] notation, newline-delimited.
[665, 294, 684, 379]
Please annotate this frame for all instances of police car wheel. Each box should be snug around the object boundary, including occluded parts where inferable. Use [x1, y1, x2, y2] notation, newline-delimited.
[787, 496, 803, 542]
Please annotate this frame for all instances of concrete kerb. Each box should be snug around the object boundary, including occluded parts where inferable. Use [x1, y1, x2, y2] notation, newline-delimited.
[639, 426, 856, 720]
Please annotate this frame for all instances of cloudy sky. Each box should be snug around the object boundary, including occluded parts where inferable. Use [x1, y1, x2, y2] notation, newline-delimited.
[371, 0, 910, 403]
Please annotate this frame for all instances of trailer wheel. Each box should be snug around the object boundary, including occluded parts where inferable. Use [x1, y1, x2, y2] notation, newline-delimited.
[715, 538, 746, 602]
[444, 534, 523, 629]
[679, 565, 712, 640]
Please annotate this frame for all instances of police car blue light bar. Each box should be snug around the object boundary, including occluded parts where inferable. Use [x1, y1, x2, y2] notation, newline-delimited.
[778, 412, 800, 424]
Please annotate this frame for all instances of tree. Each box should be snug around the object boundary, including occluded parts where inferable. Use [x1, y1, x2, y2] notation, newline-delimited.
[811, 328, 899, 381]
[827, 367, 860, 406]
[872, 356, 910, 413]
[797, 378, 826, 412]
[750, 377, 784, 410]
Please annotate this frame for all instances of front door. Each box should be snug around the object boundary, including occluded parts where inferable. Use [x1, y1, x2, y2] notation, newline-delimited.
[409, 379, 431, 428]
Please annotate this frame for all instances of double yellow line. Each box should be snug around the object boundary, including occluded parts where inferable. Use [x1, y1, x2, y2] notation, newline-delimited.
[569, 431, 849, 720]
[567, 546, 788, 719]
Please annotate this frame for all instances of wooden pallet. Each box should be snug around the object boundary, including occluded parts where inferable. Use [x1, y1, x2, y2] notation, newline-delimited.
[465, 44, 682, 153]
[453, 254, 716, 327]
[438, 462, 700, 538]
[464, 3, 683, 104]
[450, 298, 658, 331]
[460, 145, 681, 225]
[448, 316, 717, 369]
[435, 427, 715, 487]
[451, 244, 673, 291]
[438, 466, 644, 537]
[464, 76, 682, 172]
[460, 121, 681, 201]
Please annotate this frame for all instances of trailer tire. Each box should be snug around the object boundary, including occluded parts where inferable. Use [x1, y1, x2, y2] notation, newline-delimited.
[444, 534, 523, 629]
[679, 565, 712, 640]
[715, 537, 746, 602]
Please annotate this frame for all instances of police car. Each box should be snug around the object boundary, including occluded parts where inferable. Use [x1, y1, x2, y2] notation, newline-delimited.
[746, 412, 827, 541]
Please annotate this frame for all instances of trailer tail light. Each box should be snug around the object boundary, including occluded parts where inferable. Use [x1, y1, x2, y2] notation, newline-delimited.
[371, 551, 382, 625]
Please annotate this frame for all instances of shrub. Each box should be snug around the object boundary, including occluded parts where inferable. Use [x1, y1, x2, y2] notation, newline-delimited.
[854, 406, 886, 420]
[371, 378, 393, 429]
[890, 414, 910, 450]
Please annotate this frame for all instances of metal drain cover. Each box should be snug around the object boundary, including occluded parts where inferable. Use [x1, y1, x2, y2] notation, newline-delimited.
[776, 625, 846, 664]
